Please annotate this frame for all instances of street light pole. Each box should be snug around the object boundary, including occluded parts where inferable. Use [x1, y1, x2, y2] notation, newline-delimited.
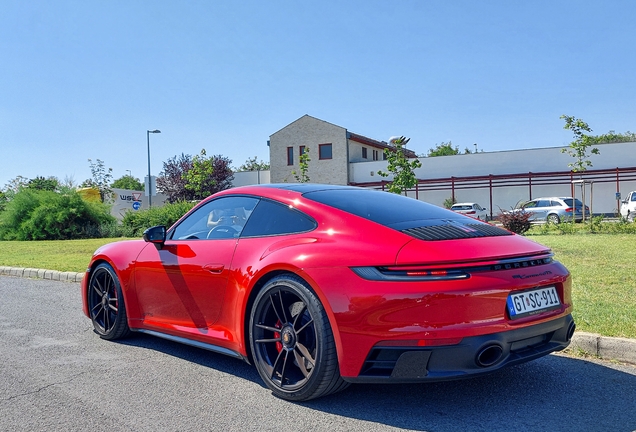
[147, 129, 161, 207]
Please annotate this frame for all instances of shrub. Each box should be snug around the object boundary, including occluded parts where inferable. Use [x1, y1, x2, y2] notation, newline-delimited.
[0, 189, 115, 240]
[121, 201, 196, 237]
[497, 209, 532, 235]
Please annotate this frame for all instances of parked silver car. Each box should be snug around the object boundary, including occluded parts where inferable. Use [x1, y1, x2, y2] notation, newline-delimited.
[450, 202, 488, 221]
[518, 197, 590, 223]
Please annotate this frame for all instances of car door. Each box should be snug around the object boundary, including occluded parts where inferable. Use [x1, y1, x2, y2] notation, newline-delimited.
[134, 196, 259, 331]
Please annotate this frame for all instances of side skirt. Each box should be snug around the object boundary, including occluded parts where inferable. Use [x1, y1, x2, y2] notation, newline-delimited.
[132, 328, 247, 361]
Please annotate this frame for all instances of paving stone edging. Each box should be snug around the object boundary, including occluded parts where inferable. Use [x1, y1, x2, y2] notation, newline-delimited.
[0, 265, 84, 283]
[1, 265, 634, 366]
[569, 332, 636, 365]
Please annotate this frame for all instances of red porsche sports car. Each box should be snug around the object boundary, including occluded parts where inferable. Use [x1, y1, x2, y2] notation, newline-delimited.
[82, 184, 575, 401]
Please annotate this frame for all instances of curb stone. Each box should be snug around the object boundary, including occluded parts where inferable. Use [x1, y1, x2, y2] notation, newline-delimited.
[0, 266, 634, 366]
[570, 332, 636, 365]
[0, 266, 84, 283]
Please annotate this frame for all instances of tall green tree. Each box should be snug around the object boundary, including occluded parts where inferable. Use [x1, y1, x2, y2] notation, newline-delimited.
[560, 115, 600, 172]
[112, 175, 144, 191]
[428, 141, 461, 157]
[377, 136, 422, 194]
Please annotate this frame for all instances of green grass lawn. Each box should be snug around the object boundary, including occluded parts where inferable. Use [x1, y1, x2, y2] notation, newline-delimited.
[0, 234, 634, 339]
[526, 233, 636, 339]
[0, 238, 132, 273]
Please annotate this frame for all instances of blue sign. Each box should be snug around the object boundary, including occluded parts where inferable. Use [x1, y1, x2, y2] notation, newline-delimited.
[616, 192, 621, 200]
[132, 201, 141, 211]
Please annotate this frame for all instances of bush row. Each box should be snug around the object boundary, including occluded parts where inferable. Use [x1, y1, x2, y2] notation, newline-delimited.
[0, 188, 197, 240]
[0, 189, 114, 240]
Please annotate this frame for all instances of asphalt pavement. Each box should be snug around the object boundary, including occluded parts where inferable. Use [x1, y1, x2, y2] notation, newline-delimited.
[1, 264, 635, 367]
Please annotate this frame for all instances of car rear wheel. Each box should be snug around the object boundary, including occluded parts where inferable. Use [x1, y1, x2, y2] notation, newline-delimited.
[87, 263, 130, 340]
[547, 214, 560, 224]
[249, 275, 349, 401]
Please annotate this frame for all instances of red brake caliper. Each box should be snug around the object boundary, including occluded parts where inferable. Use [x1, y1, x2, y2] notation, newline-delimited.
[274, 320, 282, 352]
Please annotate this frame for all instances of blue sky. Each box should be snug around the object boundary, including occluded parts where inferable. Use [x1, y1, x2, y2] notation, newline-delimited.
[2, 1, 635, 188]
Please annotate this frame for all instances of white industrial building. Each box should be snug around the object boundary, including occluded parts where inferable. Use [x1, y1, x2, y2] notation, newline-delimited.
[262, 115, 636, 217]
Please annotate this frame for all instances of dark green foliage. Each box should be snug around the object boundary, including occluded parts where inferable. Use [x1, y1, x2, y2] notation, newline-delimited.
[0, 189, 115, 240]
[112, 175, 144, 191]
[497, 209, 532, 235]
[121, 201, 196, 237]
[27, 176, 60, 192]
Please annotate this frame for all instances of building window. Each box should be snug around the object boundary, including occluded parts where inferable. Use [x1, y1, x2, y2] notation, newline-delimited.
[299, 145, 306, 156]
[319, 143, 332, 160]
[362, 147, 367, 159]
[373, 150, 378, 161]
[287, 147, 294, 165]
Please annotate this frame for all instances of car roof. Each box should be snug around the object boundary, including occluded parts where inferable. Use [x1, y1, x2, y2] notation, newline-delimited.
[452, 202, 479, 206]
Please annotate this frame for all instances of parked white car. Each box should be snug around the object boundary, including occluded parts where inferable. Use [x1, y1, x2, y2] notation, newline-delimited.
[450, 202, 488, 221]
[620, 191, 636, 221]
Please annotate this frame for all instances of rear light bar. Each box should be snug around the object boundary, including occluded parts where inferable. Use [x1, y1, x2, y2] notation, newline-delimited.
[351, 254, 553, 282]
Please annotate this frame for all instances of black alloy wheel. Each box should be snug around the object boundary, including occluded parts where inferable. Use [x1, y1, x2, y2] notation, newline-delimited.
[87, 263, 130, 340]
[249, 275, 348, 401]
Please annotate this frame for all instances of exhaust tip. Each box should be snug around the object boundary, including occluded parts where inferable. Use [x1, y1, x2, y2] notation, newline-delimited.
[566, 321, 576, 341]
[476, 344, 504, 367]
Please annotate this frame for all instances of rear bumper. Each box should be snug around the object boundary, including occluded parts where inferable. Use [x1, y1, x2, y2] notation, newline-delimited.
[344, 314, 575, 383]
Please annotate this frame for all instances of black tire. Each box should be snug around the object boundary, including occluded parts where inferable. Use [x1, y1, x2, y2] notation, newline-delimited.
[87, 263, 130, 340]
[547, 214, 560, 224]
[249, 275, 349, 401]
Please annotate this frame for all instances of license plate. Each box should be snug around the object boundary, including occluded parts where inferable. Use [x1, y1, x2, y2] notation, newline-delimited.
[507, 286, 561, 320]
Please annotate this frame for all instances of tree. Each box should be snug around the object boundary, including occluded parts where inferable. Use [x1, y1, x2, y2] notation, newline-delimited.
[27, 176, 60, 192]
[588, 130, 636, 145]
[81, 159, 114, 202]
[184, 149, 217, 199]
[428, 141, 460, 157]
[377, 136, 422, 194]
[112, 175, 144, 191]
[292, 147, 311, 183]
[237, 156, 270, 171]
[560, 115, 600, 172]
[3, 175, 29, 194]
[157, 151, 234, 202]
[157, 153, 195, 203]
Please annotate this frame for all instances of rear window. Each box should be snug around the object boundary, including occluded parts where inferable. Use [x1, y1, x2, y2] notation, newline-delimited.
[303, 189, 458, 227]
[451, 205, 473, 211]
[562, 198, 584, 207]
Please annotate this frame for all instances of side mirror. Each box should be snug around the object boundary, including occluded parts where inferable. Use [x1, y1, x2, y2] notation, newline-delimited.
[143, 225, 167, 249]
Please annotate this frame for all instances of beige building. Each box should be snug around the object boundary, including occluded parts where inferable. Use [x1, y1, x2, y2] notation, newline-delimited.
[268, 115, 416, 184]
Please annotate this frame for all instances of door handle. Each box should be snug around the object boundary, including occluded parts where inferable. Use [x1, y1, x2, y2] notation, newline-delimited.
[203, 264, 224, 274]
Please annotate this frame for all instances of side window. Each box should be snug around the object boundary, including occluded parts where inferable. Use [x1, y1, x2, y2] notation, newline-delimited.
[536, 200, 550, 207]
[241, 199, 317, 237]
[523, 201, 537, 209]
[170, 196, 259, 240]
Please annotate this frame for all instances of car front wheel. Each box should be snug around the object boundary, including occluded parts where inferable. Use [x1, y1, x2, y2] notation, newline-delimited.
[87, 263, 130, 340]
[547, 214, 560, 224]
[249, 275, 349, 401]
